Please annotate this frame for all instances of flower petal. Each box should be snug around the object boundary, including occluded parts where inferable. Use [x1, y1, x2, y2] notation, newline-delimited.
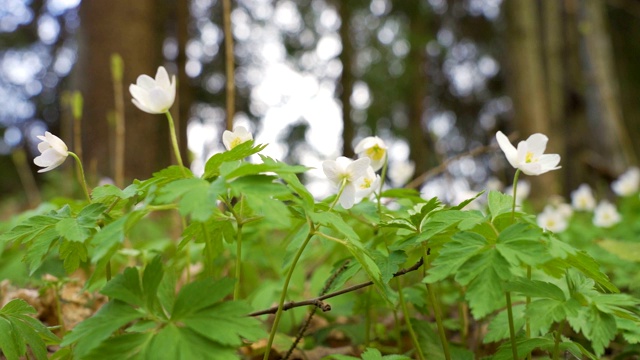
[347, 157, 371, 181]
[322, 160, 341, 184]
[537, 154, 561, 171]
[496, 131, 518, 168]
[135, 75, 156, 90]
[338, 183, 356, 209]
[44, 132, 68, 153]
[525, 133, 549, 156]
[155, 66, 171, 89]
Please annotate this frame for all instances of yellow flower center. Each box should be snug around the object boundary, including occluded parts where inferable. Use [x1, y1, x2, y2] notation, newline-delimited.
[230, 137, 243, 149]
[366, 145, 386, 161]
[525, 151, 535, 163]
[359, 178, 373, 190]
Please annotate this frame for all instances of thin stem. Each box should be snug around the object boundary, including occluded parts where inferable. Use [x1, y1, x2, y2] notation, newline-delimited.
[511, 169, 521, 222]
[68, 152, 91, 202]
[526, 265, 532, 360]
[263, 224, 315, 360]
[553, 321, 565, 360]
[397, 277, 426, 360]
[164, 111, 187, 176]
[233, 222, 243, 300]
[505, 291, 519, 360]
[377, 153, 388, 216]
[329, 179, 348, 211]
[111, 53, 126, 188]
[424, 244, 451, 360]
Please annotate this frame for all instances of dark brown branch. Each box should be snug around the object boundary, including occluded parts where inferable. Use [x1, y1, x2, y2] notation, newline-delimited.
[247, 258, 424, 317]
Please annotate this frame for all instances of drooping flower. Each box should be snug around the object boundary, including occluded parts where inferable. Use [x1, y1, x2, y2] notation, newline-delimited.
[322, 156, 371, 209]
[354, 136, 387, 171]
[537, 204, 571, 233]
[355, 166, 380, 198]
[33, 132, 69, 173]
[389, 160, 415, 186]
[571, 184, 596, 211]
[129, 66, 176, 114]
[222, 126, 253, 150]
[593, 200, 621, 228]
[496, 131, 561, 176]
[611, 167, 640, 197]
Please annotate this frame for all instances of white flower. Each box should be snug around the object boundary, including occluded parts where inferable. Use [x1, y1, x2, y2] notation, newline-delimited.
[222, 126, 253, 150]
[129, 66, 176, 114]
[322, 156, 371, 209]
[611, 167, 640, 196]
[571, 184, 596, 211]
[593, 200, 621, 228]
[355, 166, 380, 198]
[389, 161, 415, 186]
[504, 180, 530, 204]
[354, 136, 387, 171]
[537, 206, 569, 233]
[496, 131, 561, 176]
[33, 132, 69, 173]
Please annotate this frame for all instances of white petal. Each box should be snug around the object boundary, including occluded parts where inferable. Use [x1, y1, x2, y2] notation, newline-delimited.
[135, 74, 156, 90]
[132, 99, 159, 114]
[537, 154, 561, 171]
[339, 184, 356, 209]
[222, 130, 234, 150]
[322, 160, 341, 184]
[129, 84, 149, 103]
[496, 131, 518, 168]
[347, 157, 371, 181]
[155, 66, 171, 89]
[369, 157, 385, 172]
[145, 88, 172, 113]
[525, 133, 548, 156]
[44, 132, 68, 153]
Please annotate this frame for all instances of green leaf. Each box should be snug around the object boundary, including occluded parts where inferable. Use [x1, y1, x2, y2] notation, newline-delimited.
[495, 223, 547, 266]
[0, 299, 59, 360]
[424, 231, 487, 283]
[91, 184, 138, 203]
[101, 267, 144, 307]
[144, 324, 237, 360]
[59, 240, 88, 273]
[280, 172, 314, 209]
[135, 166, 192, 194]
[224, 157, 307, 179]
[172, 278, 235, 319]
[586, 305, 617, 356]
[487, 190, 513, 220]
[373, 250, 407, 284]
[61, 301, 143, 357]
[527, 298, 581, 335]
[142, 256, 164, 311]
[82, 332, 153, 360]
[182, 301, 264, 347]
[203, 141, 267, 179]
[566, 251, 618, 293]
[484, 304, 526, 343]
[504, 278, 565, 301]
[156, 178, 222, 222]
[310, 211, 359, 242]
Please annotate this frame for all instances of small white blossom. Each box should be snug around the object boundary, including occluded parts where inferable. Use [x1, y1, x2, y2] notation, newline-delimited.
[355, 166, 380, 198]
[33, 132, 69, 173]
[537, 205, 569, 233]
[496, 131, 561, 176]
[222, 126, 253, 150]
[354, 136, 387, 171]
[593, 200, 621, 228]
[611, 167, 640, 197]
[571, 184, 596, 211]
[129, 66, 176, 114]
[322, 157, 371, 209]
[389, 161, 415, 186]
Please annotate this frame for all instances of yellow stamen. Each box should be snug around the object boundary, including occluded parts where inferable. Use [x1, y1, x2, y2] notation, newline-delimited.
[230, 137, 242, 149]
[366, 145, 386, 161]
[525, 151, 534, 163]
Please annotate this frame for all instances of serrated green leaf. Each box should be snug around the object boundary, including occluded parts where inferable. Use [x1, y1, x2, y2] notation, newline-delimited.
[101, 267, 144, 307]
[224, 158, 307, 179]
[61, 301, 143, 357]
[145, 325, 237, 360]
[310, 211, 359, 242]
[59, 240, 88, 273]
[408, 197, 442, 229]
[135, 166, 192, 193]
[142, 256, 164, 311]
[203, 141, 267, 179]
[91, 184, 138, 203]
[156, 178, 221, 222]
[505, 278, 566, 301]
[586, 305, 617, 356]
[380, 188, 424, 201]
[496, 223, 547, 266]
[0, 299, 59, 360]
[492, 337, 555, 360]
[424, 231, 487, 283]
[566, 251, 618, 293]
[182, 301, 264, 347]
[527, 298, 581, 335]
[56, 217, 90, 242]
[373, 250, 407, 284]
[83, 332, 152, 360]
[25, 227, 60, 275]
[172, 278, 235, 319]
[484, 304, 526, 343]
[487, 190, 513, 220]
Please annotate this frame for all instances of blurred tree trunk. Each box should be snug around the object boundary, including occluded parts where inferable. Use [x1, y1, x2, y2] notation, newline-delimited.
[579, 0, 635, 173]
[503, 0, 558, 201]
[74, 0, 171, 183]
[176, 0, 192, 164]
[337, 0, 355, 158]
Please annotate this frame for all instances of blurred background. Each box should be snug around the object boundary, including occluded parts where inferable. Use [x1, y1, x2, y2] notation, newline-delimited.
[1, 0, 639, 211]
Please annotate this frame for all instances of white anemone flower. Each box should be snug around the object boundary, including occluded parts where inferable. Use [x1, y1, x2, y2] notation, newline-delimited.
[322, 157, 371, 209]
[222, 126, 253, 150]
[355, 166, 380, 198]
[129, 66, 176, 114]
[571, 184, 596, 211]
[354, 136, 387, 171]
[496, 131, 561, 176]
[537, 206, 569, 233]
[611, 167, 640, 197]
[33, 132, 69, 173]
[593, 200, 621, 228]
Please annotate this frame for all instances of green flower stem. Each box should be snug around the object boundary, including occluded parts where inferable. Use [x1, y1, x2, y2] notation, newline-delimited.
[505, 291, 518, 360]
[233, 222, 243, 301]
[553, 321, 565, 360]
[526, 266, 532, 360]
[424, 244, 451, 360]
[68, 152, 91, 203]
[377, 154, 388, 216]
[263, 222, 315, 360]
[164, 111, 187, 177]
[511, 169, 521, 222]
[364, 288, 372, 346]
[397, 277, 426, 360]
[329, 179, 348, 211]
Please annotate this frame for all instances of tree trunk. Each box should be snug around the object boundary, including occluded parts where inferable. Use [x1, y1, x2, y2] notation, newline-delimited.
[74, 0, 171, 183]
[337, 0, 355, 158]
[503, 0, 558, 201]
